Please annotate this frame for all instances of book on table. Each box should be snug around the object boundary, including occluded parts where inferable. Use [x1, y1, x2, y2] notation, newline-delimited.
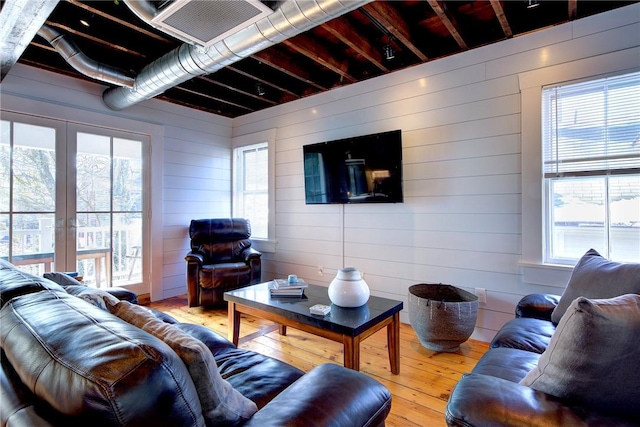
[269, 279, 307, 296]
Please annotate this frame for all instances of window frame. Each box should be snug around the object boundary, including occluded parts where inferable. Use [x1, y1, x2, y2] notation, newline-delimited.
[232, 129, 276, 253]
[541, 73, 640, 265]
[518, 49, 640, 288]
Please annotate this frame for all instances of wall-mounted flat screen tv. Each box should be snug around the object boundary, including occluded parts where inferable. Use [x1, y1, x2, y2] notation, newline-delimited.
[303, 129, 403, 204]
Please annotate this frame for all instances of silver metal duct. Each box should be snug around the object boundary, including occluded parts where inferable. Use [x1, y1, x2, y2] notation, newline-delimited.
[103, 0, 372, 111]
[0, 0, 60, 81]
[37, 24, 135, 88]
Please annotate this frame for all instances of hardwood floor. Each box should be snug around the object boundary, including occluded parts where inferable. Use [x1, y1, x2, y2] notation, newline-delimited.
[148, 295, 489, 427]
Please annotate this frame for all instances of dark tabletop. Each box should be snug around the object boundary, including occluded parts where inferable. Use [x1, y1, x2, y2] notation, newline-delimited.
[224, 282, 403, 337]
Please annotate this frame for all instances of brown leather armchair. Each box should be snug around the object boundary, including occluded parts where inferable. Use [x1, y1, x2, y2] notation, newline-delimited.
[185, 218, 262, 307]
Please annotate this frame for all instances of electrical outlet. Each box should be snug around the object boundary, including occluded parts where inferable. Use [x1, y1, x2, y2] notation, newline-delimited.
[317, 266, 324, 276]
[475, 288, 487, 304]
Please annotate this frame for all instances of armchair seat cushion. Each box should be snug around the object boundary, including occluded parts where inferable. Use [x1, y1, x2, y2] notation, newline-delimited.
[199, 263, 251, 289]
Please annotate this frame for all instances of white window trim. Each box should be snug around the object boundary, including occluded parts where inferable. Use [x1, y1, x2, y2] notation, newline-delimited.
[231, 128, 277, 253]
[518, 48, 640, 288]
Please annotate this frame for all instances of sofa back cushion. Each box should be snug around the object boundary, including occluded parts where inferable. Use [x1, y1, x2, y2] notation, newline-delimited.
[110, 301, 258, 426]
[521, 294, 640, 422]
[551, 249, 640, 324]
[0, 265, 65, 309]
[0, 291, 205, 427]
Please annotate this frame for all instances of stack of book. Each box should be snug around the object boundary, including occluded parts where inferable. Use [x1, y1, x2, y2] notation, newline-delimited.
[269, 278, 308, 297]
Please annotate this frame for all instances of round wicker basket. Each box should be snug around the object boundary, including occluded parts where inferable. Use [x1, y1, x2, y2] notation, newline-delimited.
[408, 283, 479, 352]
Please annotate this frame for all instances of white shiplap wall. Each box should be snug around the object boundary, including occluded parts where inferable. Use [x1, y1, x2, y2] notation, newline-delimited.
[233, 4, 640, 342]
[1, 64, 233, 301]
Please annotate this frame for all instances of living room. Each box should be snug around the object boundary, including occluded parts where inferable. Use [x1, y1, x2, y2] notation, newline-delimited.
[2, 2, 639, 344]
[2, 1, 640, 426]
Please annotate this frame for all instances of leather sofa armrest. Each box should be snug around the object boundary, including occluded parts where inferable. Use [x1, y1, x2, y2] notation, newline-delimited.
[243, 364, 391, 427]
[242, 247, 262, 262]
[185, 252, 204, 264]
[515, 293, 560, 321]
[445, 373, 631, 427]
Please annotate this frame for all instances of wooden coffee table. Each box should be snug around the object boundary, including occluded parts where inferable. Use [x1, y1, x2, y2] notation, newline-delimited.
[224, 282, 403, 374]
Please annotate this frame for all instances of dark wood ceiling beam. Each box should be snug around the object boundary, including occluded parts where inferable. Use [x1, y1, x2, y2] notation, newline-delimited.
[226, 65, 300, 99]
[173, 86, 254, 112]
[43, 21, 147, 58]
[65, 0, 172, 44]
[362, 2, 428, 62]
[490, 0, 513, 38]
[568, 0, 578, 20]
[427, 0, 469, 50]
[253, 49, 327, 91]
[283, 34, 356, 83]
[323, 17, 389, 73]
[196, 75, 277, 106]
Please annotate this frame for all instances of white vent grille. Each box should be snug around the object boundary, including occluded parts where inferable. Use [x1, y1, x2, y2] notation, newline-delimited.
[152, 0, 273, 47]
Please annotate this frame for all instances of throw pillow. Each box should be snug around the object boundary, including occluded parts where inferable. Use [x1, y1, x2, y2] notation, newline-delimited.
[550, 248, 640, 324]
[43, 272, 86, 287]
[520, 294, 640, 421]
[109, 301, 257, 426]
[76, 288, 120, 311]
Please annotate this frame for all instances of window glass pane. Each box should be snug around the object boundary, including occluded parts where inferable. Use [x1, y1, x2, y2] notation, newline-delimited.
[1, 121, 10, 212]
[112, 212, 142, 284]
[609, 175, 640, 262]
[0, 214, 8, 258]
[113, 138, 142, 212]
[549, 178, 607, 260]
[243, 193, 268, 238]
[243, 147, 267, 191]
[77, 132, 111, 212]
[76, 212, 110, 288]
[11, 213, 55, 275]
[12, 123, 56, 212]
[235, 143, 268, 239]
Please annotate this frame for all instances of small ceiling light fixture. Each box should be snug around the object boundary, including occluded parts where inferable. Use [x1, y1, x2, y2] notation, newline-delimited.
[383, 37, 395, 61]
[526, 0, 540, 9]
[255, 82, 265, 96]
[80, 19, 90, 27]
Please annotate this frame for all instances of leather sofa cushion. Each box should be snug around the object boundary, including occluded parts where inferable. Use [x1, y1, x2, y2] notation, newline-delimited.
[215, 349, 305, 409]
[472, 347, 541, 383]
[521, 294, 640, 422]
[0, 267, 65, 309]
[490, 317, 555, 354]
[110, 300, 258, 425]
[0, 291, 205, 426]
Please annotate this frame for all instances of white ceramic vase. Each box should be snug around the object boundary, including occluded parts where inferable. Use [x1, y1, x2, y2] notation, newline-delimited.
[328, 267, 370, 307]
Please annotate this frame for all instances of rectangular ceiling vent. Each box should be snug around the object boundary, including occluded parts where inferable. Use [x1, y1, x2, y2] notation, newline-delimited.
[152, 0, 274, 47]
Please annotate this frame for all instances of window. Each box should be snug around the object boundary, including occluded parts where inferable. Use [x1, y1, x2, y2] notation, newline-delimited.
[542, 72, 640, 264]
[233, 142, 268, 239]
[232, 128, 276, 249]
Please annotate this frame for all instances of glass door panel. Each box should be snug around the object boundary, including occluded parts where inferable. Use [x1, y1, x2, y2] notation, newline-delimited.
[1, 116, 61, 275]
[75, 130, 145, 287]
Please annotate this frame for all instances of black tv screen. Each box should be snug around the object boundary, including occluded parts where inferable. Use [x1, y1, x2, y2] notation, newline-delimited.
[303, 129, 403, 204]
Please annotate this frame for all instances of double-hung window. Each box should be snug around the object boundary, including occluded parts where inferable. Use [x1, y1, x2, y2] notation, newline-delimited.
[542, 71, 640, 264]
[233, 142, 268, 239]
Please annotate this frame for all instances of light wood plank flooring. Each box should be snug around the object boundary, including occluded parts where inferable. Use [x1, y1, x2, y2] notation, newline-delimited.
[148, 296, 489, 427]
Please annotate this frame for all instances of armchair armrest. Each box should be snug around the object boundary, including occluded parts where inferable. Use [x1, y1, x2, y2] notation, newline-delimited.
[244, 364, 391, 427]
[515, 293, 560, 321]
[242, 247, 262, 262]
[446, 373, 632, 427]
[185, 251, 204, 264]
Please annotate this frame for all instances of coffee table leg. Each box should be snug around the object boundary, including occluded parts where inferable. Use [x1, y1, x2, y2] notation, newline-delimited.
[388, 311, 400, 374]
[343, 336, 360, 371]
[228, 302, 240, 346]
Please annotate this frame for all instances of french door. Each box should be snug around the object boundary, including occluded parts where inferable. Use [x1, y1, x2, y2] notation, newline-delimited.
[0, 112, 149, 290]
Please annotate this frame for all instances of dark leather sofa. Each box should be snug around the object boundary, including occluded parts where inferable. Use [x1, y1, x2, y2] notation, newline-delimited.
[445, 293, 639, 426]
[0, 260, 391, 426]
[186, 218, 262, 307]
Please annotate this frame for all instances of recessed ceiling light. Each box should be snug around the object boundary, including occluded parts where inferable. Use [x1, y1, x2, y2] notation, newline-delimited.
[80, 19, 90, 27]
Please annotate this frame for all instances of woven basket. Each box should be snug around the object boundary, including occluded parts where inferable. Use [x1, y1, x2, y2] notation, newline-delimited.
[408, 283, 479, 352]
